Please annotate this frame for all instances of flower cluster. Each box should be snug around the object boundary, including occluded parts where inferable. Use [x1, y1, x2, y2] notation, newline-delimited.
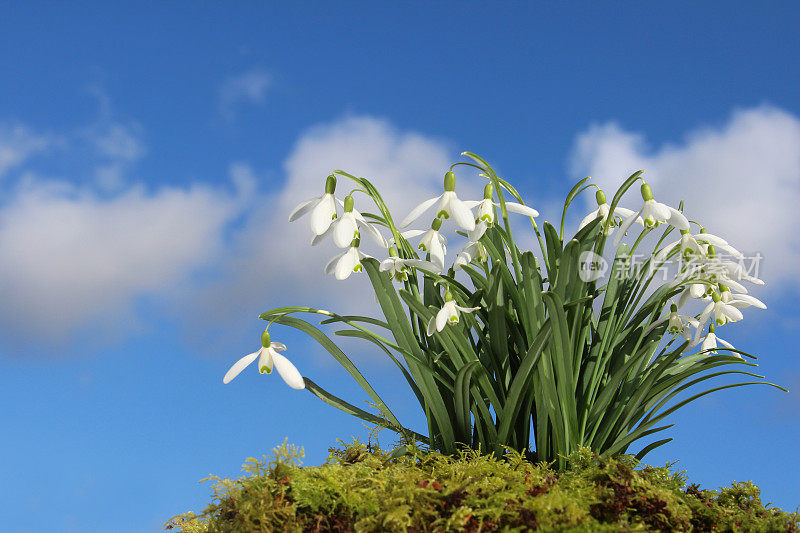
[222, 153, 779, 466]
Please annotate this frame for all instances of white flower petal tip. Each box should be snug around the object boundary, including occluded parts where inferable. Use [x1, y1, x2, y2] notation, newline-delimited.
[399, 196, 440, 228]
[222, 351, 259, 384]
[272, 353, 305, 390]
[503, 202, 539, 217]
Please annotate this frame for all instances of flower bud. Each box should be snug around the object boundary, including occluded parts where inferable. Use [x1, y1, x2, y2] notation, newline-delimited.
[431, 218, 443, 231]
[350, 236, 361, 248]
[712, 291, 721, 303]
[444, 289, 454, 302]
[708, 322, 716, 333]
[444, 171, 456, 192]
[389, 246, 398, 257]
[343, 195, 354, 213]
[670, 303, 678, 313]
[640, 183, 654, 202]
[260, 329, 271, 348]
[483, 183, 494, 199]
[325, 175, 336, 194]
[595, 189, 607, 205]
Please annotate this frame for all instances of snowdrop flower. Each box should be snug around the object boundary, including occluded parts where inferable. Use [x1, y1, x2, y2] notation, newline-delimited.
[462, 183, 539, 226]
[316, 194, 387, 248]
[325, 237, 372, 280]
[615, 183, 690, 246]
[645, 304, 699, 341]
[288, 175, 339, 236]
[400, 171, 476, 231]
[454, 221, 488, 270]
[718, 285, 766, 310]
[426, 290, 481, 336]
[578, 189, 642, 236]
[223, 330, 305, 389]
[380, 246, 442, 281]
[695, 291, 744, 342]
[697, 324, 738, 356]
[655, 229, 743, 264]
[412, 218, 448, 269]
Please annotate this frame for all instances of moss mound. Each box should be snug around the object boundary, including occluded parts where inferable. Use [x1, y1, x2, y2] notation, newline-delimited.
[167, 440, 798, 532]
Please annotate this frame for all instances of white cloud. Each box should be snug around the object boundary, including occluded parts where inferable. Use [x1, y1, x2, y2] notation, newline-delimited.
[219, 68, 272, 118]
[189, 115, 480, 348]
[0, 123, 51, 179]
[0, 176, 244, 343]
[569, 105, 800, 289]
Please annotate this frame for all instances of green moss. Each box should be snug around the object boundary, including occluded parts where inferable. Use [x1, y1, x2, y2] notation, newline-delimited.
[167, 440, 799, 532]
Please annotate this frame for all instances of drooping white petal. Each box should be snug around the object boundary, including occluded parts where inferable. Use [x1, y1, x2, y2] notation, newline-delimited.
[399, 229, 426, 240]
[310, 194, 337, 235]
[613, 207, 641, 221]
[271, 352, 305, 390]
[578, 208, 601, 230]
[335, 247, 361, 280]
[462, 200, 481, 208]
[325, 250, 348, 275]
[717, 337, 741, 357]
[403, 258, 444, 274]
[428, 234, 446, 269]
[399, 196, 441, 228]
[720, 304, 743, 323]
[222, 351, 259, 384]
[729, 294, 767, 309]
[449, 197, 476, 231]
[503, 202, 539, 218]
[654, 240, 680, 263]
[271, 342, 287, 351]
[701, 333, 717, 352]
[288, 196, 320, 222]
[666, 206, 690, 231]
[614, 207, 644, 246]
[435, 304, 451, 332]
[453, 252, 472, 270]
[454, 304, 481, 313]
[426, 316, 437, 336]
[333, 213, 359, 248]
[644, 314, 670, 335]
[310, 225, 334, 246]
[358, 219, 389, 248]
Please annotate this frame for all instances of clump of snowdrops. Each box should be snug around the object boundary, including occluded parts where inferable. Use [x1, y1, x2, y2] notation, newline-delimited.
[223, 152, 784, 466]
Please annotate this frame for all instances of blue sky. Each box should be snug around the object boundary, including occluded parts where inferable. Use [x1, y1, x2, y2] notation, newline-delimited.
[1, 2, 799, 531]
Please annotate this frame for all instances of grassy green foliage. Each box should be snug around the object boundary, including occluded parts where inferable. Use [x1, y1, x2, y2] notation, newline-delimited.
[167, 440, 798, 532]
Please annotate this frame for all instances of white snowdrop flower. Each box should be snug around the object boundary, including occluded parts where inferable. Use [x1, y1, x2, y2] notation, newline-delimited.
[615, 182, 690, 246]
[288, 175, 340, 236]
[695, 291, 744, 344]
[719, 285, 766, 310]
[411, 218, 448, 270]
[223, 330, 304, 390]
[320, 194, 388, 248]
[578, 189, 642, 236]
[656, 230, 743, 264]
[462, 183, 539, 226]
[645, 304, 699, 341]
[324, 237, 372, 280]
[454, 221, 488, 270]
[426, 291, 481, 336]
[379, 246, 442, 281]
[697, 324, 738, 356]
[400, 171, 476, 231]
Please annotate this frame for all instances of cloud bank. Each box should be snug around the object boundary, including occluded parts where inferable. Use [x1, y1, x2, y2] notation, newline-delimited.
[570, 106, 800, 289]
